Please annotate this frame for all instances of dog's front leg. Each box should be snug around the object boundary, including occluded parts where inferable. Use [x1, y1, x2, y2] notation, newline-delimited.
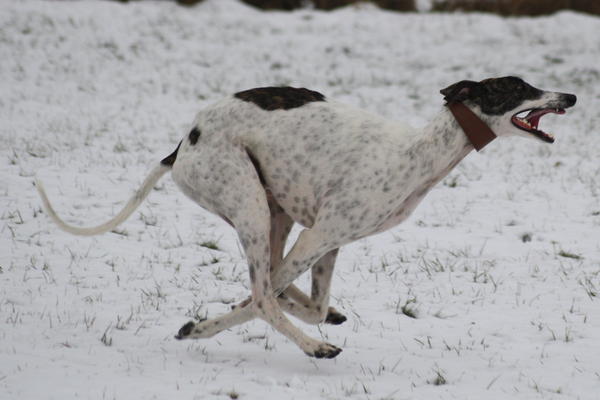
[276, 249, 346, 325]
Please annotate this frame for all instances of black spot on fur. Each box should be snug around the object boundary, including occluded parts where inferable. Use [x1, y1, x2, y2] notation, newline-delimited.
[312, 281, 320, 297]
[234, 87, 325, 111]
[441, 76, 543, 115]
[188, 127, 201, 145]
[161, 140, 182, 166]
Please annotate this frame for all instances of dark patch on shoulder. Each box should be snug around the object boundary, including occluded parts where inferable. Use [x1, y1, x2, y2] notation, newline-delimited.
[234, 86, 325, 111]
[161, 140, 182, 166]
[188, 127, 201, 145]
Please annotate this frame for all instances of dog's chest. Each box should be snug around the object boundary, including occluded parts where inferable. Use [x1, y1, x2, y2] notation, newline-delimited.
[373, 182, 432, 234]
[372, 154, 464, 234]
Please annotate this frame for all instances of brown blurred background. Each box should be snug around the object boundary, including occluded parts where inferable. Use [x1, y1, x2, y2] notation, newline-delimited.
[156, 0, 600, 15]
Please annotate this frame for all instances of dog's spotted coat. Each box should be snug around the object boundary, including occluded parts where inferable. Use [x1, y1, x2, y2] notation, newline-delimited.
[36, 78, 576, 359]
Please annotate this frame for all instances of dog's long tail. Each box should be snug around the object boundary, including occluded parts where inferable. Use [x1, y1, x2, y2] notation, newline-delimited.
[35, 163, 171, 236]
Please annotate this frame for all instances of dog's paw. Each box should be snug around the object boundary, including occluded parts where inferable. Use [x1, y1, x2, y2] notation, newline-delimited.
[325, 308, 347, 325]
[307, 343, 342, 359]
[175, 321, 196, 340]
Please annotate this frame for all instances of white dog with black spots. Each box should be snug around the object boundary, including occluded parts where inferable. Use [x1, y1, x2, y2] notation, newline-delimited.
[36, 77, 576, 359]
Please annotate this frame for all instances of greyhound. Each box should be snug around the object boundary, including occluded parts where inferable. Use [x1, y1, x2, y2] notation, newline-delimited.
[36, 76, 576, 359]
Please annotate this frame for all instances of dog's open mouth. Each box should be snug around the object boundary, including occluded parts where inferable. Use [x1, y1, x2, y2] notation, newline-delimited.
[511, 108, 566, 143]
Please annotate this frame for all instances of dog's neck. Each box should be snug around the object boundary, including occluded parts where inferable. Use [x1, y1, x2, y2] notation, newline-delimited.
[418, 107, 476, 176]
[446, 102, 497, 151]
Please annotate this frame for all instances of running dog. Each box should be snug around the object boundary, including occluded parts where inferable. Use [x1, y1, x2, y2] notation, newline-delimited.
[36, 76, 576, 359]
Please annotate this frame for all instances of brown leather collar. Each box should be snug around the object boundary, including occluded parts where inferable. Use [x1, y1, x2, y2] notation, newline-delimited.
[447, 102, 497, 151]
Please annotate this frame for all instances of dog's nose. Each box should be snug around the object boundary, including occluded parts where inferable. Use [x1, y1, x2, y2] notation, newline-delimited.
[562, 93, 577, 107]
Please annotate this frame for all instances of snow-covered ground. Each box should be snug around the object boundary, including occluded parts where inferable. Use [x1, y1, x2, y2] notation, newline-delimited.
[1, 1, 599, 399]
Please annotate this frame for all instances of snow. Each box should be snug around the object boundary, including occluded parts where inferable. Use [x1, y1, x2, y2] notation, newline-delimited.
[1, 1, 600, 399]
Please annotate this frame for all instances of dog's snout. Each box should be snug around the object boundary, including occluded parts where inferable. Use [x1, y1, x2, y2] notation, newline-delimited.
[561, 93, 577, 107]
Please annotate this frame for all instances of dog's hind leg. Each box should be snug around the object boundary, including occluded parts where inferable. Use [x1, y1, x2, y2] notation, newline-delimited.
[174, 148, 341, 357]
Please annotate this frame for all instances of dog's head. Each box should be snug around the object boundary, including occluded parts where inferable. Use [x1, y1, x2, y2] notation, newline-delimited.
[441, 76, 576, 143]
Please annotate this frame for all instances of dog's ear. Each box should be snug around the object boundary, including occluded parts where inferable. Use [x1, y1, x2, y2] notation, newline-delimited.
[440, 80, 480, 103]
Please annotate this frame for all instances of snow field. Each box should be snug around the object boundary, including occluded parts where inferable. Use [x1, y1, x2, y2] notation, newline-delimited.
[1, 1, 600, 399]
